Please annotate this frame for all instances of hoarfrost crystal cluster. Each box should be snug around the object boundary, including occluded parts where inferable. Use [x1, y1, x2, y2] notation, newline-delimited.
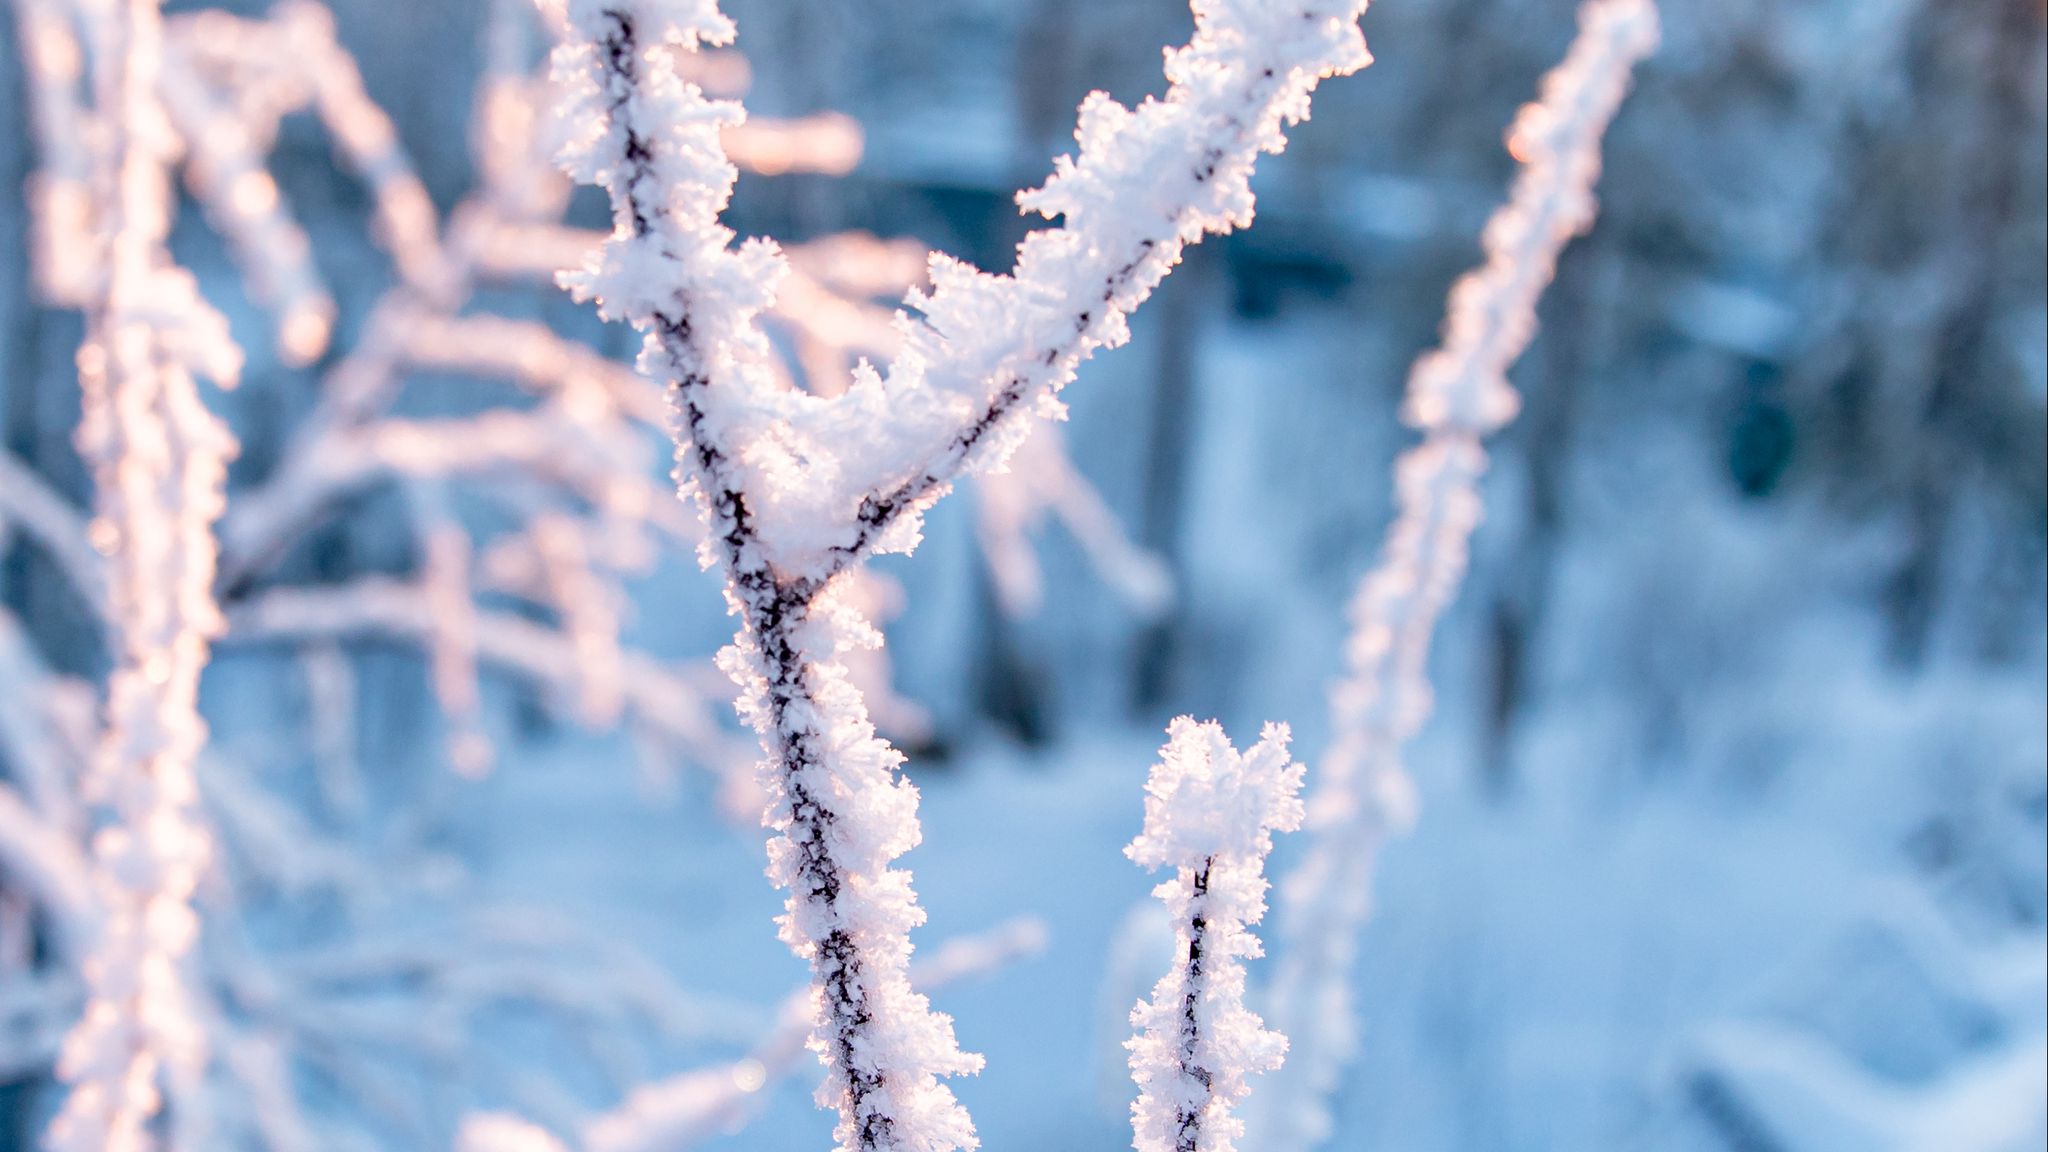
[1126, 719, 1303, 1152]
[544, 0, 1371, 1144]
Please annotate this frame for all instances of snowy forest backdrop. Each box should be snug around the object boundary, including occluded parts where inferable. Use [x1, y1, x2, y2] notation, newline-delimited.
[1, 0, 2044, 1149]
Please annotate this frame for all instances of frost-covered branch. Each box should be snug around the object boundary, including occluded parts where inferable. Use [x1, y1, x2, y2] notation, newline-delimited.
[116, 0, 739, 786]
[560, 0, 1375, 584]
[1253, 4, 1659, 1146]
[46, 0, 244, 1147]
[11, 0, 99, 305]
[551, 8, 986, 1142]
[158, 37, 334, 365]
[548, 1, 1367, 1144]
[4, 2, 888, 1144]
[5, 528, 760, 1150]
[221, 577, 752, 782]
[16, 0, 876, 805]
[123, 0, 459, 442]
[276, 1, 452, 299]
[451, 212, 1164, 624]
[1126, 718, 1302, 1152]
[220, 407, 689, 579]
[835, 0, 1372, 573]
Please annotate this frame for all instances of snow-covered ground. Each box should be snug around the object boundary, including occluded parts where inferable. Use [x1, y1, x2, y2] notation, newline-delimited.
[472, 645, 2045, 1151]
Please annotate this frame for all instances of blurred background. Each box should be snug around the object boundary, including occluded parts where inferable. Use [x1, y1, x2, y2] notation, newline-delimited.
[2, 0, 2044, 1149]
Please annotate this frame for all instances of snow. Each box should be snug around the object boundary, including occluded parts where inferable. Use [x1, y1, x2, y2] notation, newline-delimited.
[1125, 719, 1302, 1152]
[546, 0, 1374, 1145]
[451, 617, 2043, 1151]
[1, 0, 2041, 1149]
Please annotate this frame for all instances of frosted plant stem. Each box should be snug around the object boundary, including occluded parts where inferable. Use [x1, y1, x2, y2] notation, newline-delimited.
[46, 0, 242, 1148]
[555, 11, 981, 1148]
[547, 1, 1372, 1147]
[157, 41, 334, 365]
[12, 0, 99, 305]
[1127, 719, 1303, 1152]
[1252, 4, 1660, 1148]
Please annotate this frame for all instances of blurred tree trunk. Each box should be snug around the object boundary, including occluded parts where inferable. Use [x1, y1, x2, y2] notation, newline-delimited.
[1132, 244, 1217, 712]
[1853, 0, 2047, 663]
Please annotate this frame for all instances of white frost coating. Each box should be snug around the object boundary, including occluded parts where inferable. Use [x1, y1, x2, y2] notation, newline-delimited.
[272, 0, 453, 299]
[832, 0, 1374, 575]
[158, 37, 335, 366]
[1252, 4, 1659, 1148]
[12, 0, 100, 306]
[46, 0, 243, 1148]
[546, 0, 1368, 1145]
[1127, 718, 1303, 1152]
[466, 215, 1163, 629]
[1403, 0, 1661, 437]
[548, 4, 972, 1148]
[556, 0, 1375, 579]
[772, 234, 929, 397]
[475, 223, 1166, 625]
[134, 0, 746, 799]
[3, 3, 784, 1141]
